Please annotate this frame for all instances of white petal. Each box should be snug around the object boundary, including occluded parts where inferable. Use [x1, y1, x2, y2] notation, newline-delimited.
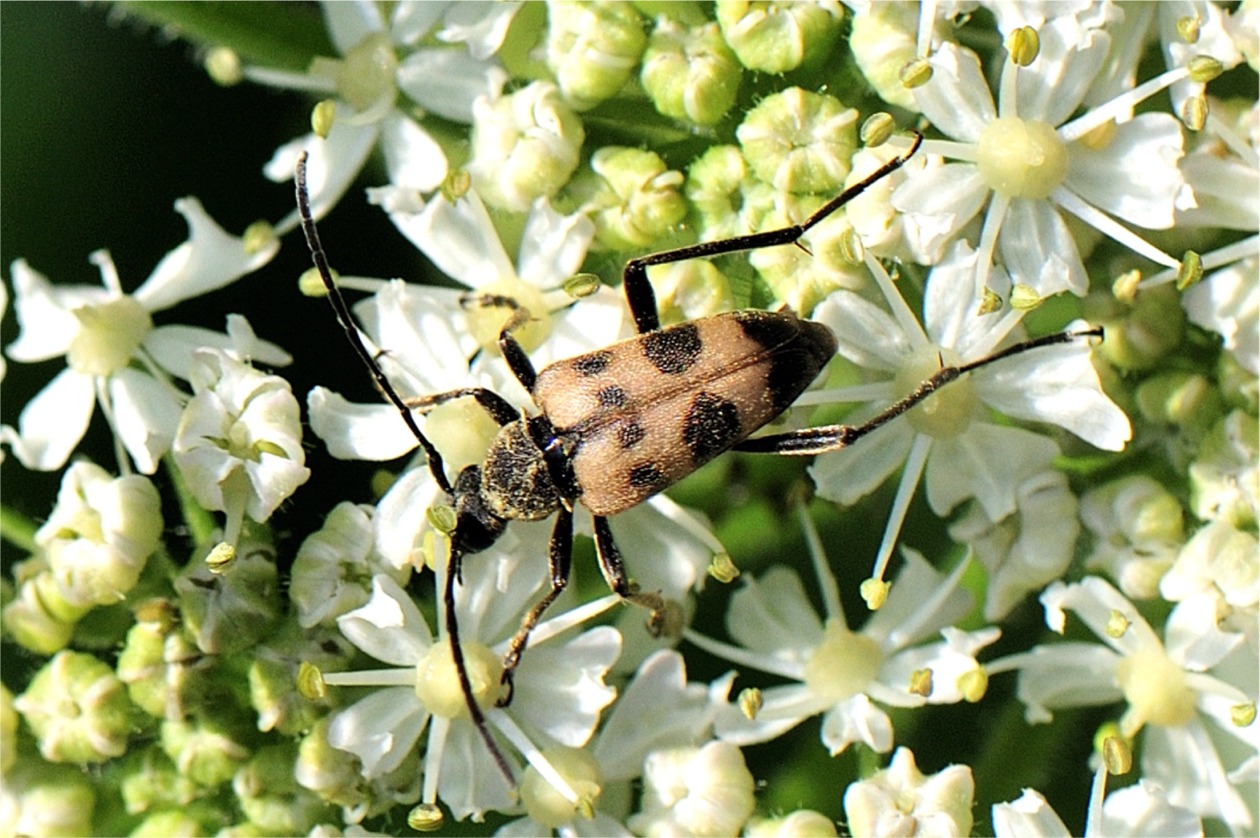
[892, 163, 990, 261]
[1041, 577, 1163, 655]
[6, 259, 102, 362]
[4, 368, 95, 471]
[1100, 780, 1203, 838]
[1142, 722, 1255, 830]
[926, 423, 1059, 519]
[594, 650, 716, 783]
[265, 121, 379, 230]
[1007, 641, 1123, 723]
[997, 199, 1089, 296]
[379, 112, 448, 191]
[1183, 257, 1260, 375]
[109, 369, 182, 474]
[1066, 113, 1186, 230]
[1015, 19, 1110, 126]
[881, 626, 1001, 705]
[396, 48, 508, 123]
[913, 43, 996, 143]
[512, 626, 621, 747]
[133, 198, 278, 313]
[327, 686, 428, 778]
[516, 200, 595, 287]
[725, 567, 824, 659]
[337, 575, 432, 664]
[321, 0, 385, 55]
[1164, 593, 1243, 672]
[866, 549, 970, 647]
[810, 417, 915, 506]
[992, 789, 1073, 838]
[821, 693, 894, 754]
[814, 291, 915, 371]
[388, 0, 445, 45]
[437, 2, 521, 58]
[436, 719, 517, 821]
[601, 498, 713, 599]
[144, 322, 289, 381]
[714, 683, 822, 745]
[307, 386, 420, 461]
[390, 190, 515, 288]
[976, 328, 1132, 450]
[374, 466, 442, 572]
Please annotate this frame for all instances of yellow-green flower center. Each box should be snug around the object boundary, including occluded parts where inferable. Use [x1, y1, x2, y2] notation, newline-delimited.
[976, 117, 1069, 199]
[336, 32, 398, 113]
[67, 297, 152, 376]
[414, 637, 503, 719]
[464, 278, 553, 355]
[803, 619, 883, 702]
[521, 746, 602, 828]
[1116, 647, 1197, 730]
[892, 347, 979, 439]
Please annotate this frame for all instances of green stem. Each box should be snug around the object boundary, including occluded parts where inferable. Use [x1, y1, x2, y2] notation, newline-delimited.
[166, 460, 217, 548]
[0, 505, 39, 552]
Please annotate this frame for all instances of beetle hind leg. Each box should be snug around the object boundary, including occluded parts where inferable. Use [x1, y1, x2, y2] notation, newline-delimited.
[593, 516, 677, 637]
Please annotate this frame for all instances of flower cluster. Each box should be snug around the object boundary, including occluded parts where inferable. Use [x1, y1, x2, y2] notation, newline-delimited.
[3, 2, 1256, 836]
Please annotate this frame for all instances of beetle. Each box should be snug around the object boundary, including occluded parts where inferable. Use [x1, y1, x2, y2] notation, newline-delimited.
[295, 131, 1099, 786]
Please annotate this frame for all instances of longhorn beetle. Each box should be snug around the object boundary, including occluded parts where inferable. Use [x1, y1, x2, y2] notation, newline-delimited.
[296, 131, 1101, 788]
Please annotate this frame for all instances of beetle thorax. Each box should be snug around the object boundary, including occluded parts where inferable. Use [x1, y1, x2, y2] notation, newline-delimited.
[481, 421, 561, 521]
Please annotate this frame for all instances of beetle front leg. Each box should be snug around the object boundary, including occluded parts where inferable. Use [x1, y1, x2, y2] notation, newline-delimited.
[497, 507, 573, 706]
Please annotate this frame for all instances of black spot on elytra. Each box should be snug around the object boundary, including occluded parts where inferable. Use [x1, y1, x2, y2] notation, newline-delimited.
[734, 310, 800, 351]
[643, 323, 701, 374]
[597, 385, 629, 409]
[628, 462, 665, 489]
[682, 391, 742, 463]
[617, 421, 645, 448]
[573, 350, 612, 376]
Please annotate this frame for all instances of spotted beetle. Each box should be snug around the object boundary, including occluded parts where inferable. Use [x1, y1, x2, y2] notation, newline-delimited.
[296, 131, 1099, 786]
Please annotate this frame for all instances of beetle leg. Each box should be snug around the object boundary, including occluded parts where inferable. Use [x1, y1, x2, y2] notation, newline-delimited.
[405, 388, 519, 427]
[593, 516, 668, 635]
[497, 507, 573, 706]
[620, 132, 923, 335]
[734, 326, 1105, 456]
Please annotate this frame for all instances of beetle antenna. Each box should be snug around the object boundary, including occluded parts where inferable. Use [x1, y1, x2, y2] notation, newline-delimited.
[295, 152, 453, 496]
[443, 546, 517, 787]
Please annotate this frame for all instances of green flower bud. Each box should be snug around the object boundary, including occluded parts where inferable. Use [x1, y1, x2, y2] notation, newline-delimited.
[1098, 285, 1186, 370]
[36, 462, 162, 608]
[749, 194, 866, 313]
[130, 810, 207, 837]
[249, 624, 352, 736]
[589, 146, 688, 250]
[747, 809, 839, 837]
[15, 650, 134, 764]
[334, 31, 398, 113]
[2, 572, 81, 654]
[175, 545, 279, 656]
[642, 18, 742, 125]
[546, 1, 647, 110]
[849, 3, 920, 109]
[7, 764, 97, 837]
[717, 1, 844, 74]
[295, 717, 366, 809]
[1190, 411, 1259, 527]
[686, 144, 768, 242]
[1135, 371, 1223, 433]
[234, 743, 328, 834]
[160, 716, 251, 787]
[737, 87, 858, 194]
[646, 259, 735, 325]
[118, 746, 202, 815]
[468, 81, 585, 211]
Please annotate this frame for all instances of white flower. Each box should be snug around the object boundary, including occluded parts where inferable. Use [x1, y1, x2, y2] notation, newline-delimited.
[2, 199, 282, 473]
[1189, 410, 1260, 528]
[993, 781, 1203, 838]
[688, 507, 999, 756]
[290, 502, 409, 628]
[627, 740, 756, 837]
[323, 566, 621, 822]
[35, 461, 162, 609]
[255, 0, 513, 231]
[806, 243, 1128, 583]
[499, 650, 734, 835]
[948, 468, 1079, 620]
[172, 349, 309, 543]
[843, 747, 974, 838]
[892, 23, 1193, 298]
[1182, 250, 1260, 375]
[993, 577, 1259, 830]
[1082, 474, 1185, 600]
